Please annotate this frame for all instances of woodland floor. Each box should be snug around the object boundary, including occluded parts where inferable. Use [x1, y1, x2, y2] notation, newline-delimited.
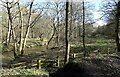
[0, 38, 120, 76]
[1, 45, 120, 77]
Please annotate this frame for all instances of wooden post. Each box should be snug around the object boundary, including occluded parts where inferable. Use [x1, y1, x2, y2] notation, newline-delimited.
[67, 44, 70, 63]
[56, 56, 60, 67]
[37, 60, 41, 69]
[72, 53, 76, 59]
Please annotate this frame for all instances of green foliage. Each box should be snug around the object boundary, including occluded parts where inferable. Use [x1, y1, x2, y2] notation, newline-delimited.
[92, 24, 116, 39]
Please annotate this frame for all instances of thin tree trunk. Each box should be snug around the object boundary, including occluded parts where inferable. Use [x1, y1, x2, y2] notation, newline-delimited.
[55, 3, 59, 46]
[115, 1, 120, 52]
[69, 1, 72, 42]
[6, 2, 17, 58]
[82, 1, 86, 57]
[17, 2, 24, 54]
[21, 1, 34, 56]
[64, 1, 69, 64]
[6, 20, 11, 45]
[31, 29, 34, 38]
[56, 24, 59, 46]
[78, 22, 81, 42]
[12, 29, 18, 58]
[46, 18, 56, 49]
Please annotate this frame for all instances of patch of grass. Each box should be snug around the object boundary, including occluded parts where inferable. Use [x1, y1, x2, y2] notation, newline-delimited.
[71, 37, 116, 54]
[1, 68, 49, 75]
[25, 46, 46, 52]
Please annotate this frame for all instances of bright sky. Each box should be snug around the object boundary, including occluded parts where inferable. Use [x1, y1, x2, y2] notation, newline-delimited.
[88, 0, 105, 26]
[21, 0, 105, 26]
[49, 0, 104, 26]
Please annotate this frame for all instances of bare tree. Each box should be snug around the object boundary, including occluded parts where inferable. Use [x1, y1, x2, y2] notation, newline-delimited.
[17, 2, 24, 55]
[64, 1, 69, 64]
[5, 1, 18, 58]
[115, 1, 120, 52]
[1, 0, 45, 57]
[46, 17, 56, 49]
[68, 1, 72, 42]
[20, 0, 34, 56]
[82, 0, 86, 57]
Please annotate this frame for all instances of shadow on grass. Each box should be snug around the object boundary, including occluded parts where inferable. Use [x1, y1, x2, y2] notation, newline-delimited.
[50, 62, 92, 77]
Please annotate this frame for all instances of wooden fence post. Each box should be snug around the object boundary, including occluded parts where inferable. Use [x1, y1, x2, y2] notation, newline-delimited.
[37, 59, 41, 69]
[56, 56, 60, 67]
[67, 44, 70, 63]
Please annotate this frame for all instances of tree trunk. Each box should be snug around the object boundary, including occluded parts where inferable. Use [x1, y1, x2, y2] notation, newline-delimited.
[6, 2, 18, 58]
[82, 1, 86, 57]
[64, 1, 69, 64]
[17, 2, 24, 55]
[55, 3, 59, 46]
[12, 29, 18, 58]
[69, 1, 72, 42]
[31, 29, 34, 38]
[21, 1, 34, 56]
[46, 18, 56, 49]
[115, 1, 120, 52]
[6, 20, 11, 45]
